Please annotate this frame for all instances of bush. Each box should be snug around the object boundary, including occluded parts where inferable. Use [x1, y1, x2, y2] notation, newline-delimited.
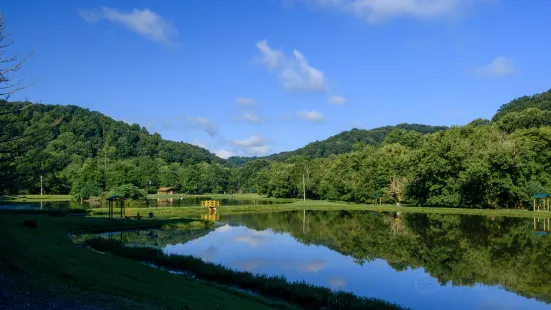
[85, 238, 405, 310]
[73, 181, 101, 201]
[161, 221, 210, 230]
[108, 184, 146, 200]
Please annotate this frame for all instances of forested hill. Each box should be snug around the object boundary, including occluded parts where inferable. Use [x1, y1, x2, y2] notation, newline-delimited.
[0, 100, 222, 193]
[16, 102, 221, 164]
[493, 88, 551, 121]
[228, 88, 551, 165]
[228, 123, 447, 164]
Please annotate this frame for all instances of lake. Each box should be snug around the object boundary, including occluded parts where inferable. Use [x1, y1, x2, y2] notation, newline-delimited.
[0, 197, 294, 210]
[80, 210, 551, 310]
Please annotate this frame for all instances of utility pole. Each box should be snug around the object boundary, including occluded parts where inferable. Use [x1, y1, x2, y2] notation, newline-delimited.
[302, 174, 306, 201]
[40, 175, 43, 210]
[303, 209, 306, 234]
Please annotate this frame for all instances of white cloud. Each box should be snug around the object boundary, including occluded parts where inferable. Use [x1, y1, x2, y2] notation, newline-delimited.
[290, 0, 481, 23]
[230, 111, 263, 124]
[256, 40, 327, 93]
[231, 135, 266, 147]
[216, 225, 233, 232]
[298, 259, 327, 272]
[78, 7, 177, 44]
[234, 259, 265, 272]
[247, 145, 272, 155]
[191, 139, 207, 149]
[297, 110, 326, 122]
[233, 234, 265, 247]
[215, 149, 233, 159]
[240, 111, 262, 124]
[256, 40, 286, 69]
[328, 277, 348, 289]
[328, 96, 346, 105]
[231, 135, 272, 155]
[182, 116, 218, 137]
[475, 57, 515, 78]
[236, 97, 257, 106]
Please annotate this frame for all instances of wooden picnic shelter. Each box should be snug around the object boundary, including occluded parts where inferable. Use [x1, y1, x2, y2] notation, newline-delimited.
[371, 194, 383, 205]
[532, 193, 550, 211]
[106, 195, 126, 219]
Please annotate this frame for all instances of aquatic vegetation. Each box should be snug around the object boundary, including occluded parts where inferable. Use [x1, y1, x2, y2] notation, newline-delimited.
[161, 220, 211, 230]
[85, 237, 405, 310]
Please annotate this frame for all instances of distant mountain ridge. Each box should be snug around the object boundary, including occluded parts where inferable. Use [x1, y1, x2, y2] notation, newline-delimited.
[8, 87, 550, 169]
[229, 88, 551, 165]
[227, 123, 448, 165]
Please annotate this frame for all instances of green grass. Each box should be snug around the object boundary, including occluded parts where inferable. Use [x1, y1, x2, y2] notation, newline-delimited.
[0, 194, 72, 202]
[0, 213, 293, 309]
[88, 200, 551, 219]
[85, 237, 405, 310]
[148, 193, 294, 201]
[161, 220, 211, 230]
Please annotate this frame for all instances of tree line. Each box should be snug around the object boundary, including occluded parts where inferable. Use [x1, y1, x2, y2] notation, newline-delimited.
[2, 13, 551, 207]
[225, 210, 551, 303]
[2, 89, 551, 208]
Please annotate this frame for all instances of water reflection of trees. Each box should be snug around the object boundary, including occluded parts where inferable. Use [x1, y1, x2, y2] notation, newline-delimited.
[73, 227, 214, 248]
[226, 211, 551, 303]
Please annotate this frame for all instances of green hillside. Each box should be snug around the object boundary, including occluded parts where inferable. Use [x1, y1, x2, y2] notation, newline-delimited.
[228, 123, 447, 165]
[493, 88, 551, 121]
[0, 100, 220, 193]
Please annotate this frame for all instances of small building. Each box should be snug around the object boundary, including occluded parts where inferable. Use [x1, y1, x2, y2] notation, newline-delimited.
[157, 187, 176, 195]
[106, 195, 126, 219]
[532, 193, 550, 211]
[371, 194, 383, 205]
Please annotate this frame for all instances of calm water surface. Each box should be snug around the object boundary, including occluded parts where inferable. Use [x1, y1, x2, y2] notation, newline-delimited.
[0, 197, 292, 210]
[85, 211, 551, 310]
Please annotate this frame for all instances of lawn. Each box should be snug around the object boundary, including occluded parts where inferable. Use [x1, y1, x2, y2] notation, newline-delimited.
[3, 194, 548, 220]
[0, 194, 72, 202]
[88, 199, 551, 219]
[0, 213, 292, 309]
[148, 193, 293, 201]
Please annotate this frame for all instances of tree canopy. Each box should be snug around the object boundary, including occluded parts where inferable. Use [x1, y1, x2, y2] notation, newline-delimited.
[4, 87, 551, 209]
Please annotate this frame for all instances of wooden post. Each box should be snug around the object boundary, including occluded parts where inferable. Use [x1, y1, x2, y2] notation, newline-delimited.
[534, 217, 536, 230]
[302, 174, 306, 201]
[303, 209, 305, 234]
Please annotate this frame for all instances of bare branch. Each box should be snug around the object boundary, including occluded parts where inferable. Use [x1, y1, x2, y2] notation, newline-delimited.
[0, 14, 36, 100]
[0, 77, 38, 98]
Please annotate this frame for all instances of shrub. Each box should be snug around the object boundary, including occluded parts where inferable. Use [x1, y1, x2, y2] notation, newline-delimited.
[108, 184, 146, 200]
[85, 238, 406, 310]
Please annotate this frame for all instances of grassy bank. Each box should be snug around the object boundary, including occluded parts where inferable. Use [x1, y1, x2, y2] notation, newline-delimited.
[85, 237, 404, 310]
[0, 194, 72, 202]
[0, 213, 293, 309]
[88, 200, 551, 219]
[148, 193, 293, 201]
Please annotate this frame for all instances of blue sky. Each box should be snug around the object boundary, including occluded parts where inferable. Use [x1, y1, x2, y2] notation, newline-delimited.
[2, 0, 550, 158]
